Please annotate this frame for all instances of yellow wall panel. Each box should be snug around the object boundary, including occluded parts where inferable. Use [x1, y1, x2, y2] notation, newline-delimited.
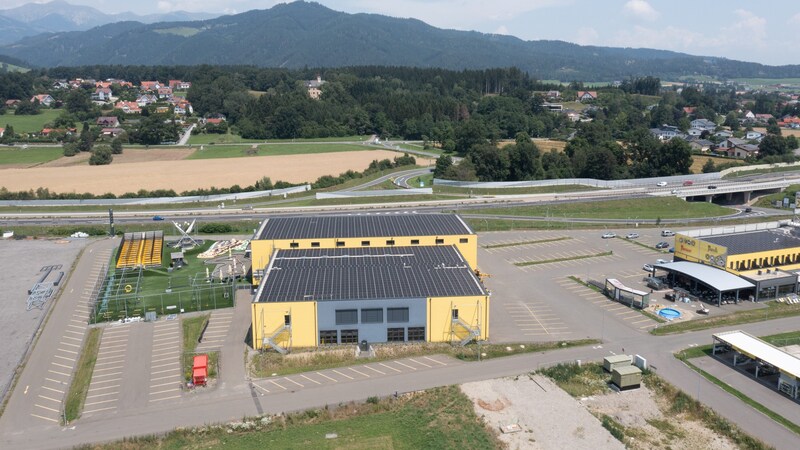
[251, 301, 317, 350]
[427, 295, 489, 343]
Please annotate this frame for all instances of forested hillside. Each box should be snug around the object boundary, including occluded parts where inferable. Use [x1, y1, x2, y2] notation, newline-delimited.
[1, 1, 798, 80]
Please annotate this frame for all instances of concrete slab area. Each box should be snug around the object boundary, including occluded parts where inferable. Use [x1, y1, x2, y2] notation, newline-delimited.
[148, 320, 183, 404]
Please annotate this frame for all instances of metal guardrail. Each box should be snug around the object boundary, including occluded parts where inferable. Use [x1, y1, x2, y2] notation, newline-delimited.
[316, 188, 432, 199]
[434, 172, 722, 189]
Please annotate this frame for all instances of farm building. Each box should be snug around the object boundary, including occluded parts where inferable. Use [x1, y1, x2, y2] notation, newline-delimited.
[250, 214, 477, 285]
[251, 243, 488, 353]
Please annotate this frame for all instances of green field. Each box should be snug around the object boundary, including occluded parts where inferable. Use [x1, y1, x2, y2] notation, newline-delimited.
[0, 146, 63, 165]
[188, 132, 371, 145]
[1, 109, 62, 133]
[93, 240, 239, 322]
[465, 197, 734, 219]
[187, 143, 378, 159]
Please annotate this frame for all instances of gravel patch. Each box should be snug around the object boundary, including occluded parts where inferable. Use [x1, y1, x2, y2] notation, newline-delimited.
[461, 375, 624, 450]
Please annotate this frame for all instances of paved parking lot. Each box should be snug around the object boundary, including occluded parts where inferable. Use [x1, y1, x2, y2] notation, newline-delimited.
[252, 355, 458, 395]
[83, 324, 129, 417]
[480, 229, 676, 343]
[196, 309, 234, 353]
[148, 319, 183, 404]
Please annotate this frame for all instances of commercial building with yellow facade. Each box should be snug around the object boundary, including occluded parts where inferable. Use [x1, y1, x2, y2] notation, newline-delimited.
[672, 223, 800, 301]
[251, 245, 488, 352]
[250, 214, 477, 285]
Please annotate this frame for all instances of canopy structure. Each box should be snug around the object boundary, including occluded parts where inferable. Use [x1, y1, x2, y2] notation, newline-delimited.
[713, 330, 800, 379]
[653, 261, 754, 305]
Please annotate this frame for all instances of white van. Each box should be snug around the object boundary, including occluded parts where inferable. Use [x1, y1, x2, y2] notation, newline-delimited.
[661, 230, 675, 237]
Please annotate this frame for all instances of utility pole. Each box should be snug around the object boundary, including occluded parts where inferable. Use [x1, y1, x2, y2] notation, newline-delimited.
[108, 208, 115, 236]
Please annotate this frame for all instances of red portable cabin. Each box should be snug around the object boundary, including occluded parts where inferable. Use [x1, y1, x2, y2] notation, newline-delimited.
[192, 367, 207, 386]
[193, 354, 208, 370]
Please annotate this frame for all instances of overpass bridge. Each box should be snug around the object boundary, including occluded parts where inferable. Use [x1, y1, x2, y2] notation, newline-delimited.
[650, 180, 792, 203]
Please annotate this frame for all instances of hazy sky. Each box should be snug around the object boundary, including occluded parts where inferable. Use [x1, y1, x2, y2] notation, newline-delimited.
[4, 0, 800, 66]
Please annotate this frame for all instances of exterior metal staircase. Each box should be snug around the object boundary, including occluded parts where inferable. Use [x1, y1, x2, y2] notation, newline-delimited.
[451, 317, 481, 346]
[263, 324, 291, 354]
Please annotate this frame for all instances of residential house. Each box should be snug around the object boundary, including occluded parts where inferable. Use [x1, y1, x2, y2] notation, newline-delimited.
[730, 144, 759, 159]
[714, 130, 733, 138]
[779, 116, 800, 128]
[101, 127, 125, 138]
[745, 130, 764, 141]
[741, 110, 756, 120]
[720, 137, 747, 149]
[682, 106, 696, 115]
[5, 99, 20, 108]
[689, 139, 713, 152]
[687, 128, 704, 137]
[754, 113, 774, 123]
[649, 125, 682, 141]
[155, 106, 169, 114]
[168, 80, 192, 90]
[546, 90, 561, 99]
[52, 80, 69, 89]
[92, 87, 113, 102]
[95, 81, 113, 89]
[576, 91, 597, 102]
[30, 94, 54, 107]
[173, 101, 193, 115]
[157, 87, 173, 100]
[690, 118, 716, 131]
[96, 116, 120, 128]
[305, 75, 325, 99]
[114, 101, 141, 114]
[140, 81, 161, 91]
[205, 117, 225, 125]
[565, 112, 581, 122]
[136, 94, 158, 106]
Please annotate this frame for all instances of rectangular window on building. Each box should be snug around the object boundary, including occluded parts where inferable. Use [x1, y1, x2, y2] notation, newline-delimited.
[336, 241, 345, 247]
[361, 308, 383, 323]
[319, 330, 337, 345]
[460, 238, 469, 243]
[407, 327, 425, 341]
[340, 329, 359, 344]
[411, 239, 420, 245]
[311, 242, 320, 248]
[387, 307, 409, 323]
[289, 242, 299, 248]
[335, 309, 358, 325]
[436, 238, 445, 244]
[387, 328, 405, 342]
[361, 240, 370, 247]
[386, 239, 395, 246]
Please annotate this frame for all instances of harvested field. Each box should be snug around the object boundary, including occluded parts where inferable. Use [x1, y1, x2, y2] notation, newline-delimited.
[104, 148, 194, 164]
[498, 139, 567, 153]
[754, 127, 800, 138]
[0, 149, 401, 195]
[690, 155, 742, 173]
[38, 152, 90, 167]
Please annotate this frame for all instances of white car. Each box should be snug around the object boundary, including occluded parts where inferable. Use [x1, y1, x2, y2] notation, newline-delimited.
[656, 259, 670, 264]
[642, 263, 655, 272]
[625, 232, 640, 239]
[657, 181, 668, 187]
[602, 232, 616, 239]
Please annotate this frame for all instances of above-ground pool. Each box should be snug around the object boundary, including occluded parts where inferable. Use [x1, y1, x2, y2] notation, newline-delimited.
[658, 307, 682, 320]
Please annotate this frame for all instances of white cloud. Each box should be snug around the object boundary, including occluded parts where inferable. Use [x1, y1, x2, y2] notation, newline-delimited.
[575, 27, 598, 45]
[723, 9, 767, 47]
[790, 13, 800, 25]
[623, 0, 659, 22]
[494, 25, 509, 35]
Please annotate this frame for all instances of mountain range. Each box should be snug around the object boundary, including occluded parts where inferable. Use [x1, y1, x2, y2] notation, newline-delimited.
[0, 0, 218, 45]
[0, 1, 798, 81]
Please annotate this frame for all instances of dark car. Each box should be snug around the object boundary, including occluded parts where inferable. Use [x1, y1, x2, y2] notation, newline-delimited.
[707, 185, 717, 189]
[744, 207, 753, 213]
[655, 241, 669, 249]
[152, 215, 165, 221]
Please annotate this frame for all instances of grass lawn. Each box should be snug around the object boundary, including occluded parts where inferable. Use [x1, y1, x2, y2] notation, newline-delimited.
[75, 385, 501, 450]
[187, 143, 377, 159]
[64, 327, 101, 423]
[464, 197, 734, 220]
[181, 314, 219, 382]
[1, 109, 62, 133]
[724, 166, 800, 180]
[651, 300, 800, 335]
[434, 182, 604, 196]
[187, 133, 371, 146]
[753, 183, 800, 209]
[0, 146, 63, 165]
[273, 193, 462, 208]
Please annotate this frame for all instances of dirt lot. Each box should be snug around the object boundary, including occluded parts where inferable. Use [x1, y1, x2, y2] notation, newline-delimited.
[461, 375, 624, 450]
[0, 149, 400, 194]
[462, 374, 739, 450]
[754, 127, 800, 138]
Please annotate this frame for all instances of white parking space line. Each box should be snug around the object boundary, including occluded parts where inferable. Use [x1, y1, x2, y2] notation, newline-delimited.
[83, 406, 117, 414]
[316, 371, 338, 382]
[34, 403, 60, 413]
[86, 391, 119, 399]
[41, 386, 64, 394]
[299, 374, 321, 385]
[363, 365, 385, 375]
[30, 413, 59, 423]
[393, 361, 416, 371]
[150, 381, 178, 388]
[348, 367, 370, 378]
[150, 388, 181, 395]
[48, 369, 70, 377]
[408, 358, 430, 368]
[149, 395, 181, 402]
[332, 369, 354, 380]
[87, 384, 120, 391]
[267, 379, 287, 390]
[38, 394, 60, 403]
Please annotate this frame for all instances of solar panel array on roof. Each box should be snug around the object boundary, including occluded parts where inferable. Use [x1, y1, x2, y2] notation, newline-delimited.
[258, 214, 472, 240]
[703, 229, 800, 255]
[257, 245, 486, 303]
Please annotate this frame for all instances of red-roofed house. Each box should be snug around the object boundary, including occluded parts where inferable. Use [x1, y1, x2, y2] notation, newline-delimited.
[140, 81, 161, 91]
[101, 127, 125, 137]
[92, 87, 113, 102]
[96, 116, 120, 128]
[206, 118, 224, 125]
[114, 101, 141, 114]
[5, 99, 20, 108]
[169, 80, 192, 90]
[30, 94, 54, 107]
[682, 107, 696, 115]
[0, 127, 4, 137]
[95, 81, 113, 89]
[157, 87, 173, 99]
[576, 91, 597, 102]
[174, 101, 193, 115]
[754, 113, 774, 123]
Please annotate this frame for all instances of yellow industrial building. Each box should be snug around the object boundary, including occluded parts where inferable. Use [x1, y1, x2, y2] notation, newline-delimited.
[673, 225, 800, 300]
[250, 214, 477, 285]
[250, 214, 488, 352]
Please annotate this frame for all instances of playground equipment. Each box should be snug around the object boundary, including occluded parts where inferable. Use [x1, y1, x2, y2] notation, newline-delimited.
[169, 220, 203, 250]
